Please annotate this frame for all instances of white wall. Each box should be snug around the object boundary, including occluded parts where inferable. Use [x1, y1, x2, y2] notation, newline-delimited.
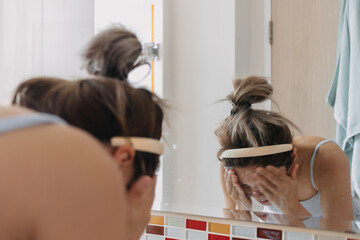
[0, 0, 42, 104]
[161, 0, 269, 216]
[42, 0, 94, 79]
[0, 0, 94, 105]
[235, 0, 270, 110]
[162, 0, 236, 216]
[235, 0, 266, 78]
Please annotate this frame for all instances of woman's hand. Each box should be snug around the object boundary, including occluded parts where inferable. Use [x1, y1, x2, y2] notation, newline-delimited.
[223, 208, 252, 221]
[253, 211, 306, 227]
[127, 175, 157, 240]
[224, 168, 252, 210]
[253, 165, 310, 219]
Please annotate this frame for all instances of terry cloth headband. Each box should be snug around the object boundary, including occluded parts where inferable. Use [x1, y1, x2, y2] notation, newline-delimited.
[220, 144, 293, 159]
[111, 137, 164, 155]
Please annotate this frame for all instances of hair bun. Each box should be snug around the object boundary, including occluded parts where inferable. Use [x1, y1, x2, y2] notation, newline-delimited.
[229, 76, 272, 114]
[231, 100, 252, 115]
[82, 26, 143, 81]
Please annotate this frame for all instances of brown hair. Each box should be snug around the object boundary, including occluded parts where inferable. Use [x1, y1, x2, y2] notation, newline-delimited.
[215, 76, 296, 170]
[12, 77, 164, 187]
[82, 26, 145, 81]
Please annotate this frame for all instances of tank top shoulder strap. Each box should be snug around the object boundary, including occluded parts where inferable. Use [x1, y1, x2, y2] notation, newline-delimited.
[0, 113, 66, 135]
[310, 139, 336, 190]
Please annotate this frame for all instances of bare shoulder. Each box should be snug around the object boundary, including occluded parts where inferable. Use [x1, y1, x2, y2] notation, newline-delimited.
[293, 136, 349, 187]
[1, 123, 118, 168]
[310, 139, 353, 221]
[315, 140, 348, 166]
[293, 135, 327, 146]
[312, 139, 349, 190]
[0, 123, 127, 240]
[0, 105, 33, 117]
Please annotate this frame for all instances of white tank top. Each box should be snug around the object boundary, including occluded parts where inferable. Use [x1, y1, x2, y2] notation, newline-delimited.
[0, 113, 66, 134]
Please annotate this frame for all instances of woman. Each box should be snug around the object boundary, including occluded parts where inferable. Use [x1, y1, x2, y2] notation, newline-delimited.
[216, 76, 353, 230]
[82, 26, 146, 81]
[0, 105, 155, 240]
[12, 76, 165, 189]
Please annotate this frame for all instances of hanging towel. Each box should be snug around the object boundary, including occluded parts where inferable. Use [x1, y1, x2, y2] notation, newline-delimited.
[326, 0, 360, 196]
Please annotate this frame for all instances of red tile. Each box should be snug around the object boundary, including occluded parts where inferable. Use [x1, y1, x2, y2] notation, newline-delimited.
[208, 234, 230, 240]
[146, 225, 164, 235]
[166, 238, 179, 240]
[257, 227, 282, 240]
[186, 219, 207, 231]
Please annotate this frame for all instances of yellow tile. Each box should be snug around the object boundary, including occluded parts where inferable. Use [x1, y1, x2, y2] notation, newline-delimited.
[208, 222, 230, 235]
[149, 215, 164, 225]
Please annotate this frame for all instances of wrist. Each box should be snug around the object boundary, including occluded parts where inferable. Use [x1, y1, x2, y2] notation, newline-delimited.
[225, 200, 237, 210]
[237, 201, 251, 210]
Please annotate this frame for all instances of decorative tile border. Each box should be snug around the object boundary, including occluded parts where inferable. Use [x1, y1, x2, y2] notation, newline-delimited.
[209, 222, 230, 235]
[150, 215, 165, 225]
[166, 227, 186, 239]
[284, 230, 312, 240]
[146, 225, 164, 236]
[142, 210, 360, 240]
[187, 219, 207, 231]
[257, 227, 282, 240]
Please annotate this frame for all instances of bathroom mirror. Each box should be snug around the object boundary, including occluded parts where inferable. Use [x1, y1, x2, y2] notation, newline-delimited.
[1, 0, 359, 235]
[158, 0, 359, 234]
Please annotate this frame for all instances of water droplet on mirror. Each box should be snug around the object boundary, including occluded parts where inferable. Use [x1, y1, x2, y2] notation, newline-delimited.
[172, 144, 178, 150]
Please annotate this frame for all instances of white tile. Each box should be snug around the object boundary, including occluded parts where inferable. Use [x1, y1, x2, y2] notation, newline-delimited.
[166, 216, 186, 228]
[166, 227, 186, 239]
[232, 225, 256, 238]
[315, 235, 346, 240]
[187, 230, 207, 240]
[284, 231, 312, 240]
[146, 235, 165, 240]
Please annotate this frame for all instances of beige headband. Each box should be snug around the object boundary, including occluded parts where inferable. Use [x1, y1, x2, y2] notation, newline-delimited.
[220, 144, 293, 159]
[111, 137, 164, 155]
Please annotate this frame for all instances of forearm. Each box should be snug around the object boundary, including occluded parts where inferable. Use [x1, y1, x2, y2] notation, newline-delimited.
[320, 217, 353, 232]
[224, 197, 237, 209]
[271, 213, 307, 227]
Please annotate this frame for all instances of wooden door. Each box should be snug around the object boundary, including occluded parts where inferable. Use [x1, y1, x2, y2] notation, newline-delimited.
[271, 0, 341, 139]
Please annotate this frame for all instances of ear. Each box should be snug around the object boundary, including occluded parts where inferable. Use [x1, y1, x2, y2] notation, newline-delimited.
[113, 145, 135, 168]
[287, 147, 298, 177]
[291, 146, 298, 162]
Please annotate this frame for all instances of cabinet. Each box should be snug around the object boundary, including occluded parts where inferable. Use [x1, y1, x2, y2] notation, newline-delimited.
[271, 0, 341, 139]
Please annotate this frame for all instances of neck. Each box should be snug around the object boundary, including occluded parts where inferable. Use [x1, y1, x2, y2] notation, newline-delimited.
[292, 142, 314, 180]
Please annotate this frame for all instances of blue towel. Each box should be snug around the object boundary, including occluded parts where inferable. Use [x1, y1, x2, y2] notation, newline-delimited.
[326, 0, 360, 196]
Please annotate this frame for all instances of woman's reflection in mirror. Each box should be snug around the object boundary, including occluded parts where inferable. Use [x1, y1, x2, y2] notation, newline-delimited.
[215, 76, 356, 231]
[82, 26, 148, 82]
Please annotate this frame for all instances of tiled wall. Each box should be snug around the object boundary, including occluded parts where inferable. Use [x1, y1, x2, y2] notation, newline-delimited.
[141, 211, 360, 240]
